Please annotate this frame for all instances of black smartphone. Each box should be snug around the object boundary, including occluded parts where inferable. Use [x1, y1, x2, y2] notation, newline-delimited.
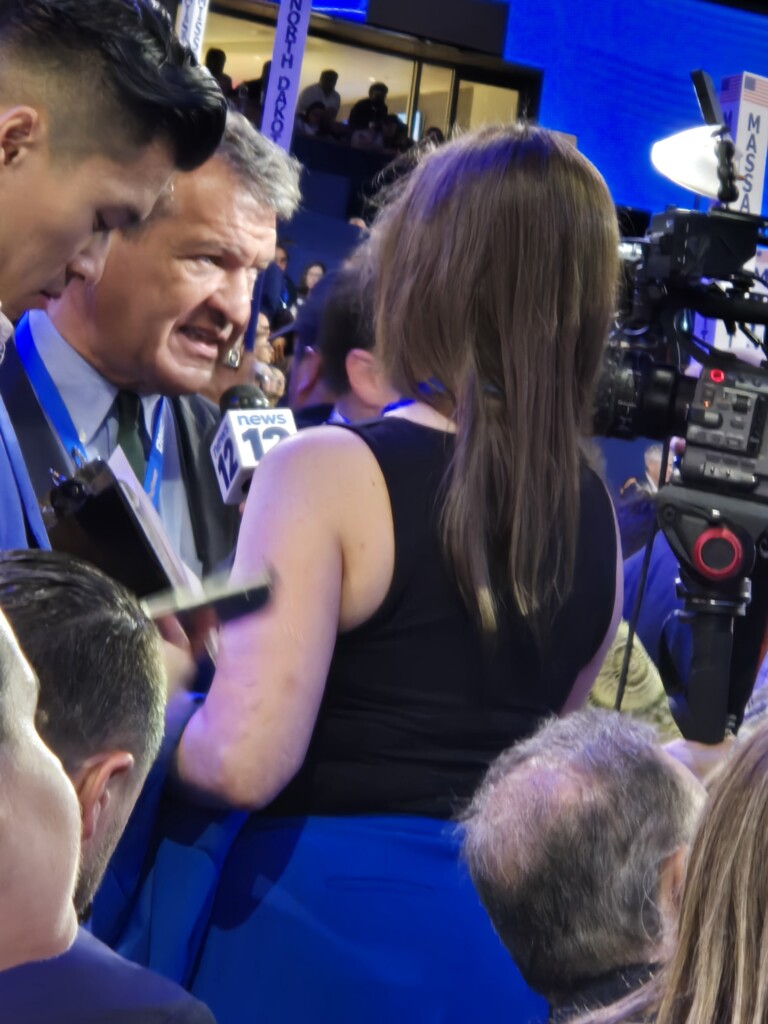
[140, 570, 272, 623]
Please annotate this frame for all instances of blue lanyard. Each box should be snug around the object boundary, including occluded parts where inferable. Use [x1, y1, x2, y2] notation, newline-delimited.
[327, 398, 415, 425]
[15, 314, 167, 510]
[381, 398, 415, 415]
[327, 407, 350, 425]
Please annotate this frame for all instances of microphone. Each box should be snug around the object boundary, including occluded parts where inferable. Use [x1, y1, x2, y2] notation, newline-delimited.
[211, 385, 297, 504]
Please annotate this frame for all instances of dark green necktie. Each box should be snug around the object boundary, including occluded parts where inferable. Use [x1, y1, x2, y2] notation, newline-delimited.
[115, 390, 147, 482]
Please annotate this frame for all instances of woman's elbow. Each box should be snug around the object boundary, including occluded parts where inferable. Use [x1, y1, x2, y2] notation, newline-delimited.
[212, 754, 293, 810]
[178, 728, 300, 811]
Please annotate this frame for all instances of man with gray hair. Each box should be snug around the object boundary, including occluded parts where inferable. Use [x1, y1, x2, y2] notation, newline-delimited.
[461, 710, 705, 1022]
[0, 111, 301, 575]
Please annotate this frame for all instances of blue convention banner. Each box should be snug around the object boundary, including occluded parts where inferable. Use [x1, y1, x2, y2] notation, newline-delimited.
[261, 0, 313, 150]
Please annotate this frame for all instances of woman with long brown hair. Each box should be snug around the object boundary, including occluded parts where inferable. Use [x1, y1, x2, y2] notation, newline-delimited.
[652, 721, 768, 1024]
[573, 722, 768, 1024]
[164, 124, 622, 1023]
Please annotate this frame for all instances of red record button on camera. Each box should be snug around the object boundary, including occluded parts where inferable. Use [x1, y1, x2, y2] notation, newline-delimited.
[709, 368, 726, 384]
[692, 527, 743, 580]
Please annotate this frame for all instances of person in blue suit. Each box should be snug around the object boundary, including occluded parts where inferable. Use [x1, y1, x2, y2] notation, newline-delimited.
[0, 930, 215, 1024]
[0, 329, 48, 548]
[0, 0, 226, 548]
[0, 550, 217, 1023]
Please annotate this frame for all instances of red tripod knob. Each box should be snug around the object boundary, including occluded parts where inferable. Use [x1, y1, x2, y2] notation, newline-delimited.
[691, 527, 744, 580]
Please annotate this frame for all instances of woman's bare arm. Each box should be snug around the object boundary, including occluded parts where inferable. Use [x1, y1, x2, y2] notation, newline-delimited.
[174, 427, 391, 808]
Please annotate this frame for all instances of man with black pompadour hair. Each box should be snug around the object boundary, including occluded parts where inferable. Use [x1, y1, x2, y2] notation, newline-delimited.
[0, 549, 218, 1023]
[0, 0, 227, 318]
[0, 0, 227, 551]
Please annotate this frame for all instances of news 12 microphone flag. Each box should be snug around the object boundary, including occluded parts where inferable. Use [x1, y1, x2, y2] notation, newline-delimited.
[176, 0, 210, 61]
[261, 0, 314, 151]
[212, 407, 298, 504]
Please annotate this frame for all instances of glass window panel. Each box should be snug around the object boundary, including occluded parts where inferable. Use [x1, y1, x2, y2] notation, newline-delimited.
[203, 13, 275, 86]
[455, 80, 518, 131]
[416, 64, 453, 140]
[203, 12, 415, 125]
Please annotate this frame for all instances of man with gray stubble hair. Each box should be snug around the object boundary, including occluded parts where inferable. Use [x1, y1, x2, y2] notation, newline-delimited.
[215, 109, 302, 219]
[2, 110, 301, 576]
[461, 710, 706, 1023]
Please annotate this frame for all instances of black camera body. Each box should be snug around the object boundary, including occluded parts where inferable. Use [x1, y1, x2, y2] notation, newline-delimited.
[598, 203, 768, 464]
[681, 363, 768, 500]
[644, 207, 760, 283]
[595, 201, 768, 742]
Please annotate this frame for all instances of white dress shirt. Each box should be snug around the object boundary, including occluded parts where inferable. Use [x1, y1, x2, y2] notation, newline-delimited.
[296, 82, 341, 116]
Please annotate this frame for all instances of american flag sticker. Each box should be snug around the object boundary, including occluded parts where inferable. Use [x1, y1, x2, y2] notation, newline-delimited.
[721, 75, 743, 104]
[720, 74, 768, 108]
[721, 73, 768, 109]
[744, 75, 768, 108]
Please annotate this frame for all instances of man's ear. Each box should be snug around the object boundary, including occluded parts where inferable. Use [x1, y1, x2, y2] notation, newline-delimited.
[0, 106, 42, 168]
[345, 349, 379, 404]
[658, 843, 688, 921]
[71, 751, 135, 843]
[293, 347, 323, 402]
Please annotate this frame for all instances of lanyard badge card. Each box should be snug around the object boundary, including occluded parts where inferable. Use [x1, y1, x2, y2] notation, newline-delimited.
[44, 458, 178, 599]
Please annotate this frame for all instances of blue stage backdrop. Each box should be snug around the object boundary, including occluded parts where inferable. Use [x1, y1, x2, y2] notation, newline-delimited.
[311, 1, 367, 21]
[503, 0, 768, 216]
[307, 0, 768, 217]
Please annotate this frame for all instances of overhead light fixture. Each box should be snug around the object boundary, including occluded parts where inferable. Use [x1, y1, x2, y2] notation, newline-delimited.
[651, 125, 733, 200]
[650, 70, 739, 205]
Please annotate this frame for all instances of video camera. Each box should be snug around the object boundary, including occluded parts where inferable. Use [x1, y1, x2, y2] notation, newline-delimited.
[593, 71, 768, 743]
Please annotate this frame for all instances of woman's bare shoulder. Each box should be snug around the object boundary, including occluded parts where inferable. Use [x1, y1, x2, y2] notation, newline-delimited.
[258, 424, 382, 488]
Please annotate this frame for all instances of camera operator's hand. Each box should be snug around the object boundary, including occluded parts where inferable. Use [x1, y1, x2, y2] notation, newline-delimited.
[255, 363, 286, 401]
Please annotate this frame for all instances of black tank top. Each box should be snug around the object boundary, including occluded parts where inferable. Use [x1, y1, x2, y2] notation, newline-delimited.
[268, 418, 616, 818]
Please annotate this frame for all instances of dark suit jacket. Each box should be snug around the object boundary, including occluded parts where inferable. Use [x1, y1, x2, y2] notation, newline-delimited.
[0, 927, 216, 1023]
[0, 339, 239, 574]
[549, 963, 658, 1022]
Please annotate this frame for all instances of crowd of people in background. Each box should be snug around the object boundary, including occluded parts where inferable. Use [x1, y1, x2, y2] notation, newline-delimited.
[205, 49, 441, 157]
[2, 4, 768, 1024]
[293, 77, 418, 154]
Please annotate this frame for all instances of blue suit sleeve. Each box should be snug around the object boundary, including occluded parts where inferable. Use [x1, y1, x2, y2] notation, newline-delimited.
[0, 394, 49, 549]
